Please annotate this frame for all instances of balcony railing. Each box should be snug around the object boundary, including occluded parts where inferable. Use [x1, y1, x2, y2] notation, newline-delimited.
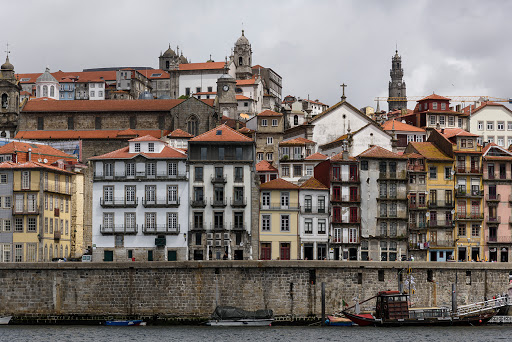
[456, 213, 484, 220]
[456, 167, 482, 174]
[378, 211, 408, 219]
[100, 197, 138, 208]
[331, 236, 360, 244]
[94, 171, 187, 180]
[190, 222, 204, 230]
[142, 197, 180, 208]
[428, 239, 455, 247]
[12, 206, 39, 215]
[210, 198, 227, 208]
[485, 173, 507, 180]
[142, 224, 180, 235]
[407, 164, 425, 172]
[486, 194, 501, 202]
[427, 220, 454, 228]
[231, 198, 247, 208]
[378, 170, 407, 180]
[100, 224, 138, 234]
[190, 198, 207, 207]
[331, 216, 360, 224]
[378, 193, 407, 200]
[428, 200, 455, 208]
[210, 223, 226, 230]
[486, 216, 501, 224]
[230, 224, 246, 231]
[408, 222, 427, 229]
[260, 203, 300, 210]
[487, 235, 512, 243]
[301, 205, 328, 214]
[409, 202, 428, 210]
[331, 175, 360, 183]
[211, 175, 227, 183]
[455, 189, 484, 197]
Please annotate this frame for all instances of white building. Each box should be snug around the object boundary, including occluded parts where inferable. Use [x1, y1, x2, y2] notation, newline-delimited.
[90, 135, 189, 262]
[187, 124, 255, 260]
[179, 62, 236, 97]
[35, 67, 59, 100]
[88, 81, 106, 100]
[298, 177, 330, 260]
[465, 102, 512, 147]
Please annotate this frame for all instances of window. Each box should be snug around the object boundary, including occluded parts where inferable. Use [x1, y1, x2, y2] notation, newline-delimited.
[430, 116, 436, 125]
[168, 162, 177, 176]
[266, 153, 273, 161]
[267, 137, 273, 145]
[98, 91, 103, 97]
[407, 135, 414, 143]
[0, 174, 6, 183]
[471, 224, 479, 237]
[146, 162, 156, 176]
[458, 118, 463, 128]
[304, 219, 313, 234]
[280, 215, 290, 231]
[272, 119, 278, 126]
[125, 185, 136, 203]
[261, 119, 268, 127]
[429, 166, 437, 179]
[22, 171, 30, 190]
[458, 223, 466, 237]
[15, 244, 23, 262]
[257, 153, 264, 161]
[148, 143, 155, 152]
[306, 165, 313, 176]
[185, 87, 190, 96]
[448, 116, 454, 126]
[125, 213, 136, 230]
[26, 243, 36, 262]
[497, 136, 505, 146]
[28, 217, 36, 232]
[361, 160, 368, 170]
[262, 215, 271, 231]
[281, 165, 290, 177]
[104, 163, 114, 177]
[15, 217, 23, 232]
[145, 185, 156, 202]
[200, 147, 207, 160]
[488, 136, 494, 143]
[167, 213, 178, 231]
[487, 121, 494, 130]
[280, 192, 289, 208]
[318, 220, 326, 234]
[293, 164, 302, 177]
[218, 147, 225, 160]
[508, 121, 512, 131]
[194, 167, 203, 181]
[294, 115, 299, 125]
[145, 212, 156, 229]
[318, 197, 325, 213]
[498, 121, 505, 130]
[445, 167, 452, 180]
[262, 192, 270, 208]
[478, 121, 483, 130]
[234, 167, 243, 182]
[304, 195, 312, 212]
[28, 194, 37, 212]
[196, 87, 201, 93]
[15, 194, 23, 213]
[441, 102, 447, 110]
[126, 163, 135, 177]
[433, 102, 438, 110]
[236, 147, 243, 160]
[439, 115, 445, 125]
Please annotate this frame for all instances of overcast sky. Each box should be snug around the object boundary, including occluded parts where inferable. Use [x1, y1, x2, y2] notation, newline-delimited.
[2, 0, 511, 110]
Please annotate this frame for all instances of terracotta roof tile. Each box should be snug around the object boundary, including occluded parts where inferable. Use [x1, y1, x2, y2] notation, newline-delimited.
[256, 160, 278, 172]
[238, 127, 254, 134]
[382, 119, 426, 132]
[189, 124, 253, 143]
[236, 76, 258, 86]
[299, 177, 328, 190]
[438, 128, 479, 138]
[280, 137, 316, 146]
[418, 94, 451, 101]
[357, 145, 405, 159]
[257, 109, 282, 117]
[305, 152, 328, 160]
[408, 142, 452, 161]
[0, 160, 75, 174]
[128, 135, 162, 142]
[0, 141, 77, 164]
[168, 129, 194, 138]
[259, 177, 299, 190]
[236, 95, 252, 100]
[178, 62, 226, 71]
[22, 98, 186, 112]
[89, 145, 186, 160]
[15, 129, 171, 140]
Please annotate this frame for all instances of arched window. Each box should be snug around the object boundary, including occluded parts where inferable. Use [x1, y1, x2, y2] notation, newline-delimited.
[54, 245, 58, 258]
[60, 245, 63, 258]
[294, 115, 299, 126]
[166, 61, 170, 69]
[44, 244, 48, 262]
[187, 115, 198, 136]
[239, 56, 243, 66]
[49, 244, 53, 260]
[50, 85, 55, 97]
[65, 246, 68, 258]
[1, 94, 7, 108]
[43, 85, 48, 97]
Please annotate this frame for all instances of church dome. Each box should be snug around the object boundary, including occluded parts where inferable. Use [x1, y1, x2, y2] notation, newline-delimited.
[1, 56, 14, 70]
[36, 67, 57, 83]
[235, 30, 250, 46]
[162, 44, 177, 57]
[179, 53, 188, 64]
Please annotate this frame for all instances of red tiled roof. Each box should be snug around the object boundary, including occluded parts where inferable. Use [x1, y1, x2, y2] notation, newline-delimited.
[357, 145, 405, 159]
[382, 119, 426, 132]
[462, 101, 511, 115]
[236, 95, 251, 100]
[438, 128, 478, 138]
[0, 141, 77, 164]
[257, 109, 282, 117]
[330, 152, 357, 162]
[22, 98, 185, 112]
[300, 177, 328, 190]
[89, 145, 186, 160]
[256, 160, 278, 172]
[15, 129, 171, 140]
[408, 142, 452, 161]
[252, 65, 265, 69]
[238, 127, 254, 134]
[168, 129, 194, 138]
[280, 137, 315, 146]
[128, 135, 162, 142]
[17, 70, 118, 84]
[0, 161, 75, 174]
[259, 177, 299, 190]
[418, 94, 451, 101]
[305, 152, 328, 160]
[195, 91, 217, 95]
[179, 62, 225, 71]
[189, 124, 253, 143]
[236, 76, 258, 86]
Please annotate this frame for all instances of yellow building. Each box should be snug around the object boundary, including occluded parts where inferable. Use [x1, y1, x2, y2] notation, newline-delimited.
[11, 162, 75, 261]
[259, 178, 299, 260]
[405, 142, 455, 261]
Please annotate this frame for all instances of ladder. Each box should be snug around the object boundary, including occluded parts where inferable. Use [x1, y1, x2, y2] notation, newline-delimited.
[455, 296, 510, 317]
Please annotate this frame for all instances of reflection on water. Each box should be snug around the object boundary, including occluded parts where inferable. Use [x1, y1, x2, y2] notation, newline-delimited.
[2, 325, 512, 342]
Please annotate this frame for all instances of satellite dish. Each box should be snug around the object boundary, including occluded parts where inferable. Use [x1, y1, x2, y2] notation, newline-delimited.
[451, 170, 455, 175]
[43, 158, 48, 163]
[425, 212, 430, 217]
[38, 158, 42, 162]
[451, 209, 455, 214]
[240, 242, 244, 247]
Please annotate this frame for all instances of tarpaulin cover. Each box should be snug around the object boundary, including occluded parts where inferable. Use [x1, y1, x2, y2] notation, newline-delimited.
[211, 306, 274, 320]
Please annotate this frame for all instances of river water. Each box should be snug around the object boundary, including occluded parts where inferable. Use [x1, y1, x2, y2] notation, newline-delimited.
[1, 325, 512, 342]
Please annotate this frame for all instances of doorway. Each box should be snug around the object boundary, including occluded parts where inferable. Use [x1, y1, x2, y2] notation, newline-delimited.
[304, 244, 314, 260]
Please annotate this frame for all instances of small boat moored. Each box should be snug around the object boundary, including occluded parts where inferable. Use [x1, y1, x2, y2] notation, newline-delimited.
[0, 316, 12, 325]
[207, 306, 274, 326]
[105, 319, 144, 326]
[325, 315, 353, 326]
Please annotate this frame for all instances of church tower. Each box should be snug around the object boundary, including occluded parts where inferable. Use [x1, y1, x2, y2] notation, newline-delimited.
[388, 49, 407, 112]
[159, 45, 181, 99]
[0, 55, 21, 138]
[234, 30, 253, 80]
[216, 63, 237, 120]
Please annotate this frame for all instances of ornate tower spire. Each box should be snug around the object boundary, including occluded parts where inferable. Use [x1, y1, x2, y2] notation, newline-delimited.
[388, 49, 407, 112]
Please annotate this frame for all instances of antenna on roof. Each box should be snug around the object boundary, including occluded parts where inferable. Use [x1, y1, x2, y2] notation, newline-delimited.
[5, 42, 10, 58]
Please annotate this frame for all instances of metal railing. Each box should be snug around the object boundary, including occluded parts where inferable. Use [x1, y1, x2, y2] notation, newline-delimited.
[487, 235, 512, 243]
[231, 198, 247, 207]
[100, 197, 138, 208]
[427, 220, 454, 228]
[486, 194, 501, 202]
[456, 213, 484, 220]
[100, 224, 138, 234]
[143, 224, 180, 235]
[211, 174, 227, 183]
[486, 216, 501, 224]
[190, 198, 207, 207]
[210, 198, 227, 207]
[12, 206, 39, 215]
[142, 197, 180, 207]
[428, 200, 455, 208]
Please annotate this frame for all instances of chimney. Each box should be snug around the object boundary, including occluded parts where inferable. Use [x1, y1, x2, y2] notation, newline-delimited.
[28, 148, 32, 162]
[441, 128, 445, 134]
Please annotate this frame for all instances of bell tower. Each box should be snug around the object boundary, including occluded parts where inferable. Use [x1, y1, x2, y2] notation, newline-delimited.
[234, 30, 253, 80]
[216, 61, 237, 120]
[388, 49, 407, 112]
[0, 52, 21, 138]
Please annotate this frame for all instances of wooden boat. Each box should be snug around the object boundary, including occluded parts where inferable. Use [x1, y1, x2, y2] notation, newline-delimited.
[105, 320, 143, 326]
[0, 316, 11, 325]
[207, 306, 274, 327]
[325, 315, 353, 326]
[342, 291, 503, 327]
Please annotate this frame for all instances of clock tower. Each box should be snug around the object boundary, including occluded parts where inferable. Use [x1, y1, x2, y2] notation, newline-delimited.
[216, 67, 237, 120]
[388, 49, 407, 112]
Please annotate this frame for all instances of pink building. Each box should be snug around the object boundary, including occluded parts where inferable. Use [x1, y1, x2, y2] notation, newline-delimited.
[482, 143, 512, 262]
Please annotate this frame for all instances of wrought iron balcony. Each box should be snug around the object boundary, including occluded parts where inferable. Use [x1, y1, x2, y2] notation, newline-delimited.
[230, 224, 246, 231]
[211, 174, 227, 183]
[487, 235, 512, 243]
[427, 220, 454, 228]
[190, 222, 204, 230]
[428, 200, 455, 208]
[12, 206, 39, 215]
[143, 224, 180, 235]
[456, 213, 484, 220]
[210, 197, 227, 208]
[485, 194, 501, 202]
[210, 222, 226, 231]
[100, 224, 138, 234]
[100, 197, 138, 208]
[231, 197, 247, 208]
[485, 216, 501, 224]
[190, 197, 207, 208]
[142, 197, 180, 208]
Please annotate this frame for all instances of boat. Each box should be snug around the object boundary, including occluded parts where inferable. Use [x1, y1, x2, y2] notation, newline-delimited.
[207, 306, 274, 326]
[0, 316, 11, 325]
[342, 291, 506, 327]
[325, 315, 353, 326]
[105, 320, 144, 326]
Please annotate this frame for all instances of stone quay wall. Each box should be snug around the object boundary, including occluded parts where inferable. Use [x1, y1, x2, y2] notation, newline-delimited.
[0, 261, 510, 319]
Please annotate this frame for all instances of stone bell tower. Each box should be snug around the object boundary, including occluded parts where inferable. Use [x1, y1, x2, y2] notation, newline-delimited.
[216, 60, 237, 120]
[233, 30, 253, 80]
[388, 49, 407, 112]
[0, 54, 21, 138]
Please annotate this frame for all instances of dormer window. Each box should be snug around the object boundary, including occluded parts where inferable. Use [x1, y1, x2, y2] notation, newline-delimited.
[441, 103, 446, 110]
[148, 143, 155, 153]
[432, 102, 438, 110]
[134, 143, 140, 152]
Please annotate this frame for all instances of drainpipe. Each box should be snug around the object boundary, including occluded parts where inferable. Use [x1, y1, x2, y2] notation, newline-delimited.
[28, 148, 32, 162]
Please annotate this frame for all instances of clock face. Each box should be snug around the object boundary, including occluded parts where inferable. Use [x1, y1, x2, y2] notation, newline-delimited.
[223, 85, 229, 91]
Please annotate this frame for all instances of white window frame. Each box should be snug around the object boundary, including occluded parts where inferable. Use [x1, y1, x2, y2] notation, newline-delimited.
[477, 121, 483, 130]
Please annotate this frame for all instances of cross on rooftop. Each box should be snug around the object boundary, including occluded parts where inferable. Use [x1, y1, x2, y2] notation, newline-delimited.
[5, 42, 10, 57]
[340, 83, 347, 101]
